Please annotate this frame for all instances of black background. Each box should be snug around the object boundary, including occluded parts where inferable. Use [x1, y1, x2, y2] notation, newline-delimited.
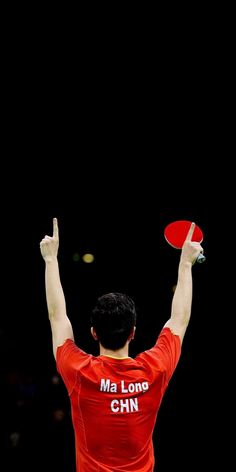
[0, 16, 228, 469]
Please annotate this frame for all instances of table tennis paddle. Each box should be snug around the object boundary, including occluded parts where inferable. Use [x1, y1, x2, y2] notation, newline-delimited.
[164, 220, 206, 263]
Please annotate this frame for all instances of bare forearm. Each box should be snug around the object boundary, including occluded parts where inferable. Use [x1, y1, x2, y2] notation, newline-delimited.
[164, 222, 203, 342]
[171, 261, 193, 326]
[44, 257, 66, 321]
[40, 219, 74, 357]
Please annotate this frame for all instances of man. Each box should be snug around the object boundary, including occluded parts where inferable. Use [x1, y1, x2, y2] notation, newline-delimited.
[40, 218, 203, 472]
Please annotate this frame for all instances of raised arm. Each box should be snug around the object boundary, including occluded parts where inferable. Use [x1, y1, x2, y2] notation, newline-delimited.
[164, 222, 203, 343]
[40, 218, 74, 358]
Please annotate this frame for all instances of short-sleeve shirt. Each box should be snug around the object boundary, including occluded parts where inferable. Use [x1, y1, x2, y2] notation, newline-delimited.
[56, 327, 181, 472]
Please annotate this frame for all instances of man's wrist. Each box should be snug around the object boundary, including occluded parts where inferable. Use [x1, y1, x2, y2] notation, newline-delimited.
[179, 259, 193, 269]
[44, 255, 58, 264]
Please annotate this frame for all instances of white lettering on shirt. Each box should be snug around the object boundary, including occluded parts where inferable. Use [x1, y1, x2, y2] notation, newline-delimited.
[100, 379, 149, 413]
[111, 397, 138, 413]
[100, 378, 117, 392]
[121, 380, 149, 393]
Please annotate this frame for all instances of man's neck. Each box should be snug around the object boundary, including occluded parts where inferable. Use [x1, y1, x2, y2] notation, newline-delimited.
[99, 343, 129, 358]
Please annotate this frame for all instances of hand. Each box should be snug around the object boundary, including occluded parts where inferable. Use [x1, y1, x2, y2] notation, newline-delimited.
[40, 218, 59, 261]
[180, 222, 204, 265]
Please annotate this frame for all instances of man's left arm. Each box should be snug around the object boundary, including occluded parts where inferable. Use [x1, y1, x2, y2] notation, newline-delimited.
[40, 218, 74, 359]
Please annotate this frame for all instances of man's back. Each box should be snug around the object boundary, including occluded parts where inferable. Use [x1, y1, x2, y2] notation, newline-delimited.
[56, 327, 181, 472]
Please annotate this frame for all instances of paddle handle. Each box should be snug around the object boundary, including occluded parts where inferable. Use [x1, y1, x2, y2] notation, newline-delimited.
[197, 252, 206, 263]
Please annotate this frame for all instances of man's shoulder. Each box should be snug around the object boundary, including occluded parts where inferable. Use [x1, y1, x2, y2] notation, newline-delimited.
[56, 339, 93, 365]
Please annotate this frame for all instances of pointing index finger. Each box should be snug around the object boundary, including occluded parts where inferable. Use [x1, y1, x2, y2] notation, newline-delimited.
[53, 218, 59, 238]
[185, 222, 195, 241]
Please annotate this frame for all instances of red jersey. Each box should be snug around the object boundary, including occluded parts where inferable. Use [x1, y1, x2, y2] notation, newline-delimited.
[56, 327, 181, 472]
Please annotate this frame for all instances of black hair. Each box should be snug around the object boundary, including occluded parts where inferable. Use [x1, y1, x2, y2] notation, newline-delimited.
[91, 292, 137, 350]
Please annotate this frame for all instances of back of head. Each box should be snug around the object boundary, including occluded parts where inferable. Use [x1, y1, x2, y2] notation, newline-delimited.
[91, 292, 137, 350]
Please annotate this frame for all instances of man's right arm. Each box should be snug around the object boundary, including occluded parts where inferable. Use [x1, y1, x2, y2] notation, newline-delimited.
[164, 222, 203, 343]
[40, 218, 74, 359]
